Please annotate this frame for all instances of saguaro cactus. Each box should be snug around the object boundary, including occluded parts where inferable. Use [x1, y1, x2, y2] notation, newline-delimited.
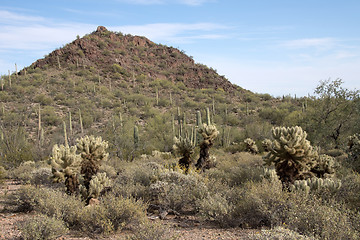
[263, 126, 318, 185]
[50, 144, 81, 194]
[195, 108, 219, 171]
[76, 135, 109, 191]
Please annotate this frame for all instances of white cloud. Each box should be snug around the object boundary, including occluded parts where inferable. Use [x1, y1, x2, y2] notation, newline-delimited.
[0, 10, 44, 24]
[111, 22, 229, 43]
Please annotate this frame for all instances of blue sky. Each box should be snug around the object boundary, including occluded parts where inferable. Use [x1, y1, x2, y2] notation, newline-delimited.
[1, 0, 359, 96]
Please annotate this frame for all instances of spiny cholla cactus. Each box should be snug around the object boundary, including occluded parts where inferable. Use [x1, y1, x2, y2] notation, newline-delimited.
[311, 154, 336, 178]
[80, 172, 111, 200]
[173, 135, 196, 173]
[50, 144, 81, 194]
[347, 133, 360, 172]
[244, 138, 259, 154]
[76, 135, 109, 191]
[290, 177, 341, 194]
[195, 108, 219, 171]
[263, 126, 318, 184]
[262, 138, 272, 152]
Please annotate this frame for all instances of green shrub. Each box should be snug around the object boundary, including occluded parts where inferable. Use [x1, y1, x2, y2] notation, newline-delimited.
[19, 214, 68, 240]
[0, 165, 7, 182]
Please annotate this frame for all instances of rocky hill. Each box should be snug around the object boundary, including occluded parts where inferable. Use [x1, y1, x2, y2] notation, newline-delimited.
[28, 26, 240, 93]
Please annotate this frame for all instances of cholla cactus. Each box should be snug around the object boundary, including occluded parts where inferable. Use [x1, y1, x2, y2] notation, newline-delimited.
[244, 138, 259, 154]
[311, 154, 336, 178]
[347, 133, 360, 172]
[263, 126, 318, 184]
[80, 172, 111, 200]
[195, 108, 219, 171]
[173, 135, 195, 173]
[76, 135, 109, 191]
[50, 144, 81, 194]
[291, 177, 341, 194]
[262, 138, 272, 152]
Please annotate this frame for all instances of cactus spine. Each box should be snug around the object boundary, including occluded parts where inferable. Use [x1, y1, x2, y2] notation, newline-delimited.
[63, 121, 68, 146]
[244, 138, 258, 154]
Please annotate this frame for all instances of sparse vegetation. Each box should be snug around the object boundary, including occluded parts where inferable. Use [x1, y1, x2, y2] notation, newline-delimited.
[1, 27, 360, 239]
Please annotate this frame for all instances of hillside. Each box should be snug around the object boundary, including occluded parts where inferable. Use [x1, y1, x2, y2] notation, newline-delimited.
[0, 26, 266, 157]
[29, 26, 240, 93]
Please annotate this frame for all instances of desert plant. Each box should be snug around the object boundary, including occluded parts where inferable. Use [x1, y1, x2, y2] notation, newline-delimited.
[76, 135, 109, 192]
[195, 108, 219, 171]
[173, 134, 195, 173]
[19, 214, 68, 240]
[244, 138, 259, 154]
[263, 126, 318, 185]
[80, 172, 112, 200]
[50, 144, 81, 194]
[347, 133, 360, 172]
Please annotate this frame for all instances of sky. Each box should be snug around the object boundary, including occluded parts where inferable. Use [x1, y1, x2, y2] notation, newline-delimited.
[1, 0, 360, 97]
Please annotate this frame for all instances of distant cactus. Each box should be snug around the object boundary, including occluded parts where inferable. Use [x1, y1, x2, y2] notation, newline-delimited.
[76, 135, 109, 192]
[263, 126, 318, 185]
[50, 144, 81, 194]
[262, 138, 272, 152]
[195, 108, 219, 171]
[347, 133, 360, 172]
[244, 138, 258, 154]
[173, 135, 195, 173]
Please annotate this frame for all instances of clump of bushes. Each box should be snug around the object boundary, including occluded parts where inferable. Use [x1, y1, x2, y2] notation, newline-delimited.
[18, 214, 68, 240]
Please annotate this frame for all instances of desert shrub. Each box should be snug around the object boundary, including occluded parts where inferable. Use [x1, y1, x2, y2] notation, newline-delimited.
[79, 194, 147, 235]
[205, 152, 263, 187]
[128, 221, 178, 240]
[0, 165, 7, 182]
[250, 226, 315, 240]
[11, 185, 84, 227]
[9, 161, 36, 183]
[285, 196, 359, 239]
[29, 167, 52, 186]
[149, 169, 208, 212]
[33, 93, 53, 105]
[198, 192, 235, 227]
[19, 214, 68, 240]
[334, 172, 360, 211]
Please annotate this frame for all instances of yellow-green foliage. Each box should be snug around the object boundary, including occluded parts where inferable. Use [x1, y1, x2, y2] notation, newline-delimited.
[50, 144, 81, 182]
